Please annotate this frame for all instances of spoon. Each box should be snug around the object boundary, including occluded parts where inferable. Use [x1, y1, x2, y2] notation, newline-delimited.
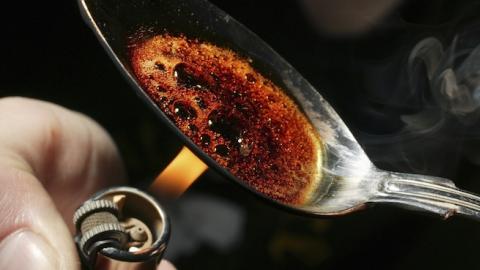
[77, 0, 480, 220]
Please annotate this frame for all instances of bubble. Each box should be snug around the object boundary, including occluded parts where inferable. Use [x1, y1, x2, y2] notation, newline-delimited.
[215, 144, 229, 156]
[155, 61, 166, 72]
[173, 102, 197, 120]
[245, 73, 256, 83]
[156, 85, 167, 92]
[200, 134, 210, 146]
[194, 96, 207, 109]
[208, 110, 241, 141]
[188, 124, 199, 135]
[234, 103, 253, 116]
[174, 63, 207, 90]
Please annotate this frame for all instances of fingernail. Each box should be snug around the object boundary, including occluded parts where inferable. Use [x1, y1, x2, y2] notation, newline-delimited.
[0, 230, 58, 270]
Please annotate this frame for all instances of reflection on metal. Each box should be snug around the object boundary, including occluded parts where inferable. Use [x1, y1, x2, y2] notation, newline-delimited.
[74, 187, 170, 270]
[77, 0, 480, 221]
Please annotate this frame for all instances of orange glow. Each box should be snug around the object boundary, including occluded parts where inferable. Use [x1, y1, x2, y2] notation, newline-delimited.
[149, 147, 208, 198]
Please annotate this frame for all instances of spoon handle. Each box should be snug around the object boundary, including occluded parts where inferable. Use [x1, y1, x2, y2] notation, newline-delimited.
[371, 171, 480, 220]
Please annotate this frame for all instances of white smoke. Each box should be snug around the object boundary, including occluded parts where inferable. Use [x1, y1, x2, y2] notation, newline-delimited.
[410, 32, 480, 121]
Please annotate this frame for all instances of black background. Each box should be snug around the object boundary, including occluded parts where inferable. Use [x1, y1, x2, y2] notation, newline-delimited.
[2, 0, 480, 269]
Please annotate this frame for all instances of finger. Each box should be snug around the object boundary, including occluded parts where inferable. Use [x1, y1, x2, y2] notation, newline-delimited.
[0, 97, 126, 226]
[0, 165, 76, 269]
[158, 260, 177, 270]
[0, 97, 126, 269]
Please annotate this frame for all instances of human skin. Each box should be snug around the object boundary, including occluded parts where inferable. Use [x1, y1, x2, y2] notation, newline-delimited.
[300, 0, 401, 35]
[0, 97, 175, 270]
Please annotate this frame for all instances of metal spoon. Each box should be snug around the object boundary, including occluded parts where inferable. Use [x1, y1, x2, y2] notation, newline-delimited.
[77, 0, 480, 220]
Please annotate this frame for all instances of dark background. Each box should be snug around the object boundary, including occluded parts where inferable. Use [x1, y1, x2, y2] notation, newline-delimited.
[2, 0, 480, 269]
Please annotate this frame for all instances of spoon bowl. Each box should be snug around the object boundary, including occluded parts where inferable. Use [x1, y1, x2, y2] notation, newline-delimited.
[78, 0, 480, 219]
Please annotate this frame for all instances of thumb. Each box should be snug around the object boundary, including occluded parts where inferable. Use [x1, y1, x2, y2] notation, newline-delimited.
[0, 97, 126, 269]
[0, 166, 77, 269]
[0, 97, 178, 270]
[0, 231, 58, 269]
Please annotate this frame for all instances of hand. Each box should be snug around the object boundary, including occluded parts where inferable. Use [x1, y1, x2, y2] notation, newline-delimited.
[300, 0, 401, 35]
[0, 97, 175, 270]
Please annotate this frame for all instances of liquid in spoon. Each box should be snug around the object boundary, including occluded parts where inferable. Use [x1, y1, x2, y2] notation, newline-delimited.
[130, 34, 323, 205]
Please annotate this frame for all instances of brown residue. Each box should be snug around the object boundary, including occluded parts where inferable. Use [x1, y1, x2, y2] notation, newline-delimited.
[130, 34, 322, 205]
